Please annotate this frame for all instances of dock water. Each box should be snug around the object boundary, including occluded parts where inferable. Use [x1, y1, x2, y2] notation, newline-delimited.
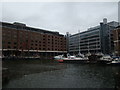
[2, 58, 120, 88]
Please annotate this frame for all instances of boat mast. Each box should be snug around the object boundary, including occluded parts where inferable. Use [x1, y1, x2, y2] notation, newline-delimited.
[88, 38, 89, 53]
[78, 30, 81, 55]
[96, 38, 97, 54]
[116, 29, 119, 56]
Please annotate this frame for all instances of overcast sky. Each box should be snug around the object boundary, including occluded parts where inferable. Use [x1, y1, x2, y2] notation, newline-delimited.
[2, 2, 118, 34]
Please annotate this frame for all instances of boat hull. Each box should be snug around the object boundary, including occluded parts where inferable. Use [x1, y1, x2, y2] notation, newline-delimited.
[107, 63, 120, 66]
[57, 59, 89, 63]
[97, 60, 111, 64]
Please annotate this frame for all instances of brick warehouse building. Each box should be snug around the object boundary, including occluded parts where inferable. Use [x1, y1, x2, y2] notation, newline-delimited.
[1, 22, 67, 59]
[112, 26, 120, 56]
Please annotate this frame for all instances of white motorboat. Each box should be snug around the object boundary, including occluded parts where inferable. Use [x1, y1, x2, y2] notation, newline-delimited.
[100, 55, 112, 61]
[54, 55, 63, 60]
[63, 55, 83, 60]
[57, 54, 88, 63]
[108, 57, 120, 64]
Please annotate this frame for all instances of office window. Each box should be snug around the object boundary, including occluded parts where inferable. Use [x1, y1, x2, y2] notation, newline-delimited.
[14, 46, 17, 49]
[48, 48, 50, 50]
[8, 46, 11, 48]
[14, 42, 17, 45]
[8, 42, 11, 44]
[13, 35, 17, 38]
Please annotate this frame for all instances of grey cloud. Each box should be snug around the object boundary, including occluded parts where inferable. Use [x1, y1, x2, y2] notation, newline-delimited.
[2, 2, 118, 34]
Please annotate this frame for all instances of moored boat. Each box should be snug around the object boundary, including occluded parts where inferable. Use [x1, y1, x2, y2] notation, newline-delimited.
[97, 54, 112, 64]
[56, 54, 88, 63]
[99, 55, 112, 61]
[107, 57, 120, 65]
[54, 55, 63, 60]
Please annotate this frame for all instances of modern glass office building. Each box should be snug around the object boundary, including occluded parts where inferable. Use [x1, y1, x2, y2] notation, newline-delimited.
[69, 18, 119, 55]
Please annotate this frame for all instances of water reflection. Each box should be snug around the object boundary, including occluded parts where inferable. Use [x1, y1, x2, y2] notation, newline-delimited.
[2, 60, 120, 88]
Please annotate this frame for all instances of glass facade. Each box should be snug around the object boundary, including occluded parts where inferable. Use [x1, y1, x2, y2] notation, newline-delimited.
[69, 20, 119, 55]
